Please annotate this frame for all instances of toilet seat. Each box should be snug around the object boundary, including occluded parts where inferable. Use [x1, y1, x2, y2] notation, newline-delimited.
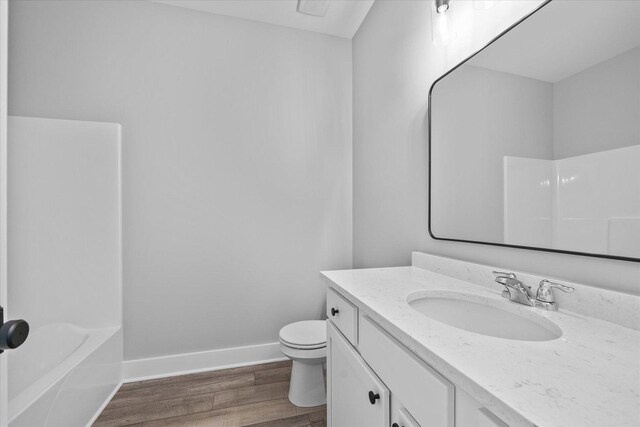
[280, 339, 326, 350]
[279, 320, 326, 350]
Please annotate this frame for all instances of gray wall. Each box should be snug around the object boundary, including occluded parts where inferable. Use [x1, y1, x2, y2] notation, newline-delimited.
[553, 47, 640, 159]
[431, 65, 553, 243]
[353, 0, 640, 294]
[9, 0, 353, 360]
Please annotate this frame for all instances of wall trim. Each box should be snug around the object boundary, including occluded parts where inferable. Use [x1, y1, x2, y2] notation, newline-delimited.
[123, 342, 286, 382]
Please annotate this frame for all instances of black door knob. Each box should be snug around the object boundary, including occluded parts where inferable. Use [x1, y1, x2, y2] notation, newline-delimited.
[330, 308, 339, 316]
[368, 390, 380, 405]
[392, 423, 401, 427]
[0, 319, 29, 351]
[0, 306, 29, 354]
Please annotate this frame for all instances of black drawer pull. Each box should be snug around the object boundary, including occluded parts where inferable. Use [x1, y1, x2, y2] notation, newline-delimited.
[368, 391, 380, 405]
[330, 307, 339, 316]
[392, 423, 401, 427]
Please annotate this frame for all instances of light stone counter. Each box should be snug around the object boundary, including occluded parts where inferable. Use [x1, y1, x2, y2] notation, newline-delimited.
[321, 252, 640, 427]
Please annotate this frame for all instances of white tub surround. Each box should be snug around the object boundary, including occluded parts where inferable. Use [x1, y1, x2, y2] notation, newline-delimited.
[7, 117, 123, 426]
[322, 252, 640, 427]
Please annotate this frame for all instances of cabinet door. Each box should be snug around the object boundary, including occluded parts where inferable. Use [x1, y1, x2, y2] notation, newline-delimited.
[328, 322, 389, 427]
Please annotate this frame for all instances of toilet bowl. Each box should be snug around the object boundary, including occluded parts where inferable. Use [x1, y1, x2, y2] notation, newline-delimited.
[279, 320, 327, 407]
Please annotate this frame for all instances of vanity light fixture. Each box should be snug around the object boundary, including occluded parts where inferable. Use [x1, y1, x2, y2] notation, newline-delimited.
[435, 0, 450, 14]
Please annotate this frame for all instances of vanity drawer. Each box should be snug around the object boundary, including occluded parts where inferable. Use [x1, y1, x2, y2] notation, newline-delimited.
[327, 288, 358, 345]
[359, 315, 454, 427]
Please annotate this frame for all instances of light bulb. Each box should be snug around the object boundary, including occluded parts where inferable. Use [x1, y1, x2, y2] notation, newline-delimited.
[435, 0, 450, 14]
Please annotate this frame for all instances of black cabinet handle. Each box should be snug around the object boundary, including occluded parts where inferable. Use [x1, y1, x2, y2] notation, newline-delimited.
[368, 391, 380, 405]
[392, 423, 401, 427]
[330, 307, 339, 316]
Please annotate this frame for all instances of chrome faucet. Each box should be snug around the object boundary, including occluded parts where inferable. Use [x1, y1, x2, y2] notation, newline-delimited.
[492, 272, 574, 311]
[492, 271, 534, 306]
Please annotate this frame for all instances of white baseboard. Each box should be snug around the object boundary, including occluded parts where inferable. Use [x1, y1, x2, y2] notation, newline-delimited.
[123, 342, 287, 383]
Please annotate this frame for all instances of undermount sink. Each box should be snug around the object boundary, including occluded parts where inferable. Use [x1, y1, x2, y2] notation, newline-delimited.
[407, 291, 562, 341]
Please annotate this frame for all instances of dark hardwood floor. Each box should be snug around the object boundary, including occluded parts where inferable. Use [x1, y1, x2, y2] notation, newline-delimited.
[93, 361, 326, 427]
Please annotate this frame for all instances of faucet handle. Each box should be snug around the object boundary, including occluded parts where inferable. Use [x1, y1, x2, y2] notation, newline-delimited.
[492, 271, 517, 279]
[540, 279, 574, 293]
[536, 279, 574, 303]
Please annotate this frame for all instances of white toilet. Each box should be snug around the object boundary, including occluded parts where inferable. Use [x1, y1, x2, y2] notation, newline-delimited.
[279, 320, 327, 407]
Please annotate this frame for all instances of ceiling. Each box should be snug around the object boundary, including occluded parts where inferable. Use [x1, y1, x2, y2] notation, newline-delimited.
[468, 0, 640, 82]
[152, 0, 375, 39]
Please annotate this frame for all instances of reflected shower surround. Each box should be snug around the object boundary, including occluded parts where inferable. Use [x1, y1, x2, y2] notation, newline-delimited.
[504, 145, 640, 258]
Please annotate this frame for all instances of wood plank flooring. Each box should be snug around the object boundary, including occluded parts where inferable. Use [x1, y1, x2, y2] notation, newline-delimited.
[94, 361, 326, 427]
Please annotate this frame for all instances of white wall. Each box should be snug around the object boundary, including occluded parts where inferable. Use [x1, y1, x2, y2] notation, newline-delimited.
[353, 0, 640, 294]
[8, 0, 352, 360]
[431, 65, 553, 242]
[553, 47, 640, 159]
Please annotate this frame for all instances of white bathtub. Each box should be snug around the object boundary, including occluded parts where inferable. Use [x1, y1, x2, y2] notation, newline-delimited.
[8, 323, 122, 427]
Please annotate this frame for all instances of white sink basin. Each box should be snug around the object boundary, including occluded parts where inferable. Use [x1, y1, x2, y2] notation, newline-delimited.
[407, 291, 562, 341]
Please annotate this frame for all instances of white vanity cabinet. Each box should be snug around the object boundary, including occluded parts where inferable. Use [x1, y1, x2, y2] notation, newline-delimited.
[327, 286, 512, 427]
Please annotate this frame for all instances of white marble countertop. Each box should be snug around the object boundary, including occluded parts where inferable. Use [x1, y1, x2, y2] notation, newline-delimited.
[321, 264, 640, 427]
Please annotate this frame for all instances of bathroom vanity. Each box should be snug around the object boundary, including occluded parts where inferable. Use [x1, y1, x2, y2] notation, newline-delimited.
[322, 252, 640, 427]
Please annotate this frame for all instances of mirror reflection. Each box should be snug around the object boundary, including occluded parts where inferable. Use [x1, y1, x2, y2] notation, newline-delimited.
[430, 0, 640, 260]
